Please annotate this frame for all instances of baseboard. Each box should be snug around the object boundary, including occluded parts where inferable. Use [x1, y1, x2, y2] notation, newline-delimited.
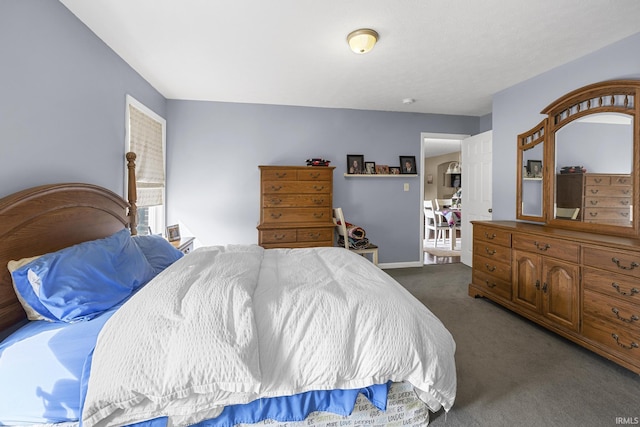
[379, 261, 424, 269]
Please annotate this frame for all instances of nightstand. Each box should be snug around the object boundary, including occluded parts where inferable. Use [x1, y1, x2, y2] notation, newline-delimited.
[171, 237, 195, 254]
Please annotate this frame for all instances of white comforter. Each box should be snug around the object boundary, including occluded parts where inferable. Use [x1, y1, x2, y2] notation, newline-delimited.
[82, 245, 456, 427]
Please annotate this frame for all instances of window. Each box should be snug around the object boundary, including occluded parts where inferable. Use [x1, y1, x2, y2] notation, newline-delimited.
[126, 95, 166, 235]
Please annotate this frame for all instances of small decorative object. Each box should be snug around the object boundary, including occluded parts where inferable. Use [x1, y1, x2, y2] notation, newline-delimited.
[389, 166, 401, 175]
[305, 158, 331, 166]
[166, 224, 181, 242]
[400, 156, 417, 174]
[527, 160, 543, 178]
[364, 161, 376, 174]
[559, 165, 586, 174]
[375, 164, 389, 174]
[347, 154, 364, 174]
[427, 174, 433, 184]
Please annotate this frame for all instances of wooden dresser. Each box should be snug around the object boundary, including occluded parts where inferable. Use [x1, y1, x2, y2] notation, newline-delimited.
[470, 221, 640, 374]
[556, 173, 632, 224]
[257, 166, 335, 248]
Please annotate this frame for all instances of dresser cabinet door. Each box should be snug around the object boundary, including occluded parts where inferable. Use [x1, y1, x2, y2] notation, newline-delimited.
[513, 249, 541, 312]
[542, 258, 580, 331]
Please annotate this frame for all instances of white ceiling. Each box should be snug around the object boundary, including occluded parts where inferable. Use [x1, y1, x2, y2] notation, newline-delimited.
[60, 0, 640, 117]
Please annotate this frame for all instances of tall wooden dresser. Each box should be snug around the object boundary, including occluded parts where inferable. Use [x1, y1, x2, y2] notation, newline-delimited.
[257, 166, 335, 248]
[556, 173, 632, 224]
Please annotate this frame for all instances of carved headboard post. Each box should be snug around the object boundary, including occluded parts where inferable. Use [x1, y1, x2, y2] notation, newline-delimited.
[126, 151, 138, 235]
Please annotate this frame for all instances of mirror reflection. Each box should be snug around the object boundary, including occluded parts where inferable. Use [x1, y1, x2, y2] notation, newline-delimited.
[522, 143, 544, 217]
[554, 113, 633, 226]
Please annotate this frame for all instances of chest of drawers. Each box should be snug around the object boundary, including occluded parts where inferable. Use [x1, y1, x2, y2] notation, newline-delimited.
[257, 166, 335, 248]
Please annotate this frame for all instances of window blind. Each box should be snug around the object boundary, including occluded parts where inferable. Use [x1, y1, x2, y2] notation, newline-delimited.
[129, 104, 164, 207]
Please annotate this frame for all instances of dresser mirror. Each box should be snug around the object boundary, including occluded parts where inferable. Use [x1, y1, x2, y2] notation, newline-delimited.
[516, 80, 640, 238]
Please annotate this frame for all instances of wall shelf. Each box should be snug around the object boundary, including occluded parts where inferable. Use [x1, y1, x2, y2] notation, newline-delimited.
[344, 173, 418, 178]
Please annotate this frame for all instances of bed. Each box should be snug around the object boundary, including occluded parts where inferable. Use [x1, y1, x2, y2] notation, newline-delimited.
[0, 163, 457, 427]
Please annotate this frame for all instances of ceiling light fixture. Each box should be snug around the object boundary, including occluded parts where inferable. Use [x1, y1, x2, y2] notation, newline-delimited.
[347, 29, 379, 54]
[402, 98, 415, 105]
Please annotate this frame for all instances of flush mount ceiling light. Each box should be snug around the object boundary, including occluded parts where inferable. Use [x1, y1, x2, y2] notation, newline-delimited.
[446, 162, 462, 174]
[347, 29, 379, 54]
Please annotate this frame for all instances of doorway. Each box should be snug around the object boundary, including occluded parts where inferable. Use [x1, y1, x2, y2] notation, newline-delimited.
[421, 134, 466, 265]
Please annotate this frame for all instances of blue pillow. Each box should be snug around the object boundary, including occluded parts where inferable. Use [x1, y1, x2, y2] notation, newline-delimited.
[10, 228, 155, 322]
[132, 234, 184, 275]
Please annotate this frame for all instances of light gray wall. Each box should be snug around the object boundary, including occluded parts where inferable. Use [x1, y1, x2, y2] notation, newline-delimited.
[492, 31, 640, 220]
[166, 100, 479, 264]
[0, 0, 166, 199]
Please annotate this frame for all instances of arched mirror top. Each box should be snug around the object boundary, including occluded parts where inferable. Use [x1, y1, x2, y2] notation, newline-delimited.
[516, 79, 640, 238]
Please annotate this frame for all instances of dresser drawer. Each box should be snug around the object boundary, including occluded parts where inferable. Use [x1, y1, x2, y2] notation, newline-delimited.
[583, 314, 640, 364]
[260, 169, 298, 181]
[583, 267, 640, 302]
[582, 207, 632, 222]
[583, 247, 640, 279]
[297, 227, 333, 243]
[262, 194, 331, 208]
[262, 181, 331, 194]
[584, 289, 640, 334]
[296, 168, 333, 181]
[512, 234, 579, 263]
[585, 185, 632, 198]
[583, 196, 632, 209]
[472, 269, 512, 300]
[473, 240, 511, 264]
[473, 254, 511, 282]
[473, 225, 511, 247]
[262, 207, 332, 224]
[259, 229, 297, 244]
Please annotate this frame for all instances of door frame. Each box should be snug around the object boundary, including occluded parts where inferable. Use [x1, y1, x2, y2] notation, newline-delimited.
[420, 132, 470, 264]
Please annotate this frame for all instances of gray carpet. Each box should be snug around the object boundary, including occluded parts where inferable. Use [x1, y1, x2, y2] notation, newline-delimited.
[386, 264, 640, 427]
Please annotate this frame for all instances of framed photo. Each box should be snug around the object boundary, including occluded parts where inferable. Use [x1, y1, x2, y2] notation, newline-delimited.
[427, 174, 434, 184]
[399, 156, 417, 174]
[166, 224, 181, 242]
[364, 161, 376, 174]
[389, 166, 401, 175]
[347, 154, 364, 174]
[527, 160, 542, 178]
[375, 164, 389, 175]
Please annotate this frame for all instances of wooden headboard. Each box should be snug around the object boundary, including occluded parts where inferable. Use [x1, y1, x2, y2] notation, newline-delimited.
[0, 172, 142, 337]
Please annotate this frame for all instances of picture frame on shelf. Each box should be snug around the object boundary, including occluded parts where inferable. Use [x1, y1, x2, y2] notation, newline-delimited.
[166, 224, 181, 242]
[400, 156, 417, 174]
[527, 160, 542, 178]
[364, 161, 376, 174]
[347, 154, 364, 174]
[389, 166, 401, 175]
[375, 164, 389, 175]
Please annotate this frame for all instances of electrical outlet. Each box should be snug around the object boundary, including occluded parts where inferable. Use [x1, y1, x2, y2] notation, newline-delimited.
[404, 183, 409, 191]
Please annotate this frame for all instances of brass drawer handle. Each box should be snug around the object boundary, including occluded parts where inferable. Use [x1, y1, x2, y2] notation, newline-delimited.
[590, 189, 599, 194]
[611, 334, 639, 350]
[312, 185, 325, 191]
[611, 258, 639, 270]
[273, 234, 286, 240]
[484, 280, 496, 288]
[312, 198, 325, 205]
[309, 172, 321, 179]
[611, 283, 640, 296]
[484, 247, 496, 255]
[620, 212, 630, 217]
[484, 232, 497, 239]
[484, 263, 496, 272]
[621, 200, 630, 206]
[270, 212, 282, 219]
[270, 185, 283, 191]
[313, 212, 324, 218]
[594, 178, 603, 183]
[616, 178, 629, 184]
[623, 189, 631, 195]
[611, 308, 639, 323]
[589, 212, 598, 217]
[308, 232, 321, 239]
[533, 241, 550, 251]
[275, 172, 288, 178]
[589, 200, 598, 206]
[269, 198, 282, 205]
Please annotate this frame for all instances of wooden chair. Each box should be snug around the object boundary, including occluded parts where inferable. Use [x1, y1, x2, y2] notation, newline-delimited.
[556, 207, 580, 220]
[435, 198, 453, 210]
[424, 200, 450, 247]
[333, 207, 378, 265]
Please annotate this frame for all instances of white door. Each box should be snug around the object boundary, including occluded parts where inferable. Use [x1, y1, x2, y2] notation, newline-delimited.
[461, 130, 493, 266]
